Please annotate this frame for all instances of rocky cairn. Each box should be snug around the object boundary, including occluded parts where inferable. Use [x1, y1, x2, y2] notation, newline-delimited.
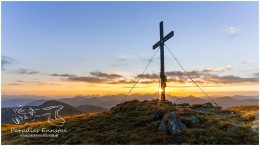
[152, 107, 186, 134]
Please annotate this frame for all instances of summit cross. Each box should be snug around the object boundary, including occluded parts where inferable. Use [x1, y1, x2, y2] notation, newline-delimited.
[153, 21, 174, 102]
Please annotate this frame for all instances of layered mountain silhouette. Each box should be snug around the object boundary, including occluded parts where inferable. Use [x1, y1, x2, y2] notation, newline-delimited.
[2, 94, 258, 108]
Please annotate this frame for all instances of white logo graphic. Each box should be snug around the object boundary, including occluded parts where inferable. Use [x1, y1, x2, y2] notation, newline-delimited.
[12, 105, 65, 126]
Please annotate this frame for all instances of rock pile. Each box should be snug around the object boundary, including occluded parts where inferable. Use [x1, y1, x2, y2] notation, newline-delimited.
[152, 109, 186, 134]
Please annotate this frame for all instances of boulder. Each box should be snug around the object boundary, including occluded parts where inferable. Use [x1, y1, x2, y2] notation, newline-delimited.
[152, 108, 165, 121]
[161, 112, 186, 134]
[152, 111, 186, 134]
[185, 115, 199, 124]
[158, 121, 166, 131]
[166, 112, 186, 134]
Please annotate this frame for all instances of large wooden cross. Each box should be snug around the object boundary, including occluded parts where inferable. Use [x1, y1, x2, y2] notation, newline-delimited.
[153, 21, 174, 102]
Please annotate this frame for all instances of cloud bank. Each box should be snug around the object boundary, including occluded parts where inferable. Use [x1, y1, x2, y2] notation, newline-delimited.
[51, 69, 258, 85]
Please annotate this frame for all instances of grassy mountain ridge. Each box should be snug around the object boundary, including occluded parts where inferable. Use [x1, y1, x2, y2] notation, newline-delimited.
[226, 105, 258, 116]
[1, 100, 258, 144]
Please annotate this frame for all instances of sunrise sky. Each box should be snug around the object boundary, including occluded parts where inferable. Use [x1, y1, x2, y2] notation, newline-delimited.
[1, 1, 259, 97]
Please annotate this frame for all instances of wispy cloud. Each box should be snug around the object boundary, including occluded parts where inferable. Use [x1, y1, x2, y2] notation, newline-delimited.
[8, 79, 60, 86]
[253, 72, 259, 77]
[118, 54, 159, 62]
[225, 26, 239, 36]
[241, 60, 253, 64]
[1, 55, 15, 71]
[8, 83, 22, 86]
[135, 70, 258, 84]
[52, 71, 124, 83]
[52, 68, 258, 85]
[90, 71, 122, 79]
[201, 65, 232, 72]
[15, 68, 39, 75]
[137, 73, 158, 79]
[50, 73, 76, 77]
[67, 76, 106, 83]
[201, 74, 258, 84]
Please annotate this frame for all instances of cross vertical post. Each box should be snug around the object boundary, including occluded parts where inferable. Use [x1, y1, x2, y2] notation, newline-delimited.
[160, 22, 166, 102]
[153, 21, 174, 103]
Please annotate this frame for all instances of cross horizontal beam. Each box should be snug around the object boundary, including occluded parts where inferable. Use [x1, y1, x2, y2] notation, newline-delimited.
[153, 31, 174, 50]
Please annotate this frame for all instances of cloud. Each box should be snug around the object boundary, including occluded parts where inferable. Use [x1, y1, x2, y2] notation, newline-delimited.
[66, 76, 134, 84]
[134, 69, 258, 84]
[15, 68, 39, 75]
[1, 55, 15, 71]
[109, 79, 157, 85]
[118, 55, 130, 61]
[61, 71, 123, 83]
[166, 71, 203, 78]
[253, 72, 259, 77]
[225, 26, 239, 36]
[108, 79, 135, 84]
[63, 71, 156, 84]
[16, 80, 24, 83]
[53, 68, 258, 85]
[201, 65, 232, 72]
[90, 71, 122, 79]
[50, 73, 76, 77]
[118, 54, 159, 62]
[241, 60, 253, 64]
[213, 65, 232, 72]
[137, 73, 159, 79]
[202, 74, 258, 84]
[8, 80, 41, 86]
[67, 76, 106, 83]
[8, 80, 60, 86]
[117, 71, 258, 85]
[8, 83, 22, 86]
[49, 83, 60, 85]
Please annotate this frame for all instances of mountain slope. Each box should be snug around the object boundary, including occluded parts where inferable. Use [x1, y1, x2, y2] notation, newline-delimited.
[39, 100, 82, 116]
[1, 100, 258, 144]
[25, 99, 47, 106]
[226, 105, 259, 116]
[76, 104, 108, 113]
[59, 96, 120, 108]
[172, 96, 207, 104]
[214, 97, 258, 108]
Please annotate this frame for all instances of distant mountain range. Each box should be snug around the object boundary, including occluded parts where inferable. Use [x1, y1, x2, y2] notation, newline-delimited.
[2, 94, 258, 109]
[169, 96, 258, 108]
[59, 96, 120, 108]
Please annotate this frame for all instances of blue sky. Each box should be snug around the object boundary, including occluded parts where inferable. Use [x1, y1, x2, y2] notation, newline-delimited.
[1, 1, 259, 96]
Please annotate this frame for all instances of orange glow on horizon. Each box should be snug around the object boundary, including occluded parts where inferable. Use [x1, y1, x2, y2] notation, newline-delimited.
[2, 81, 258, 97]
